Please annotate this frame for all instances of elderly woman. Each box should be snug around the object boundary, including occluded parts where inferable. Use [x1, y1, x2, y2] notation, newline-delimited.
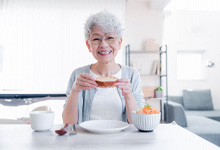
[62, 11, 144, 124]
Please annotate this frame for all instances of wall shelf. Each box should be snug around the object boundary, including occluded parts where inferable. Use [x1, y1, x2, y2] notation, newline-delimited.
[125, 44, 168, 122]
[144, 97, 166, 100]
[130, 50, 167, 54]
[140, 74, 167, 77]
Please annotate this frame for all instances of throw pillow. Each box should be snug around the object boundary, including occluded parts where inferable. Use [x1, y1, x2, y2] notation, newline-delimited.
[183, 89, 214, 110]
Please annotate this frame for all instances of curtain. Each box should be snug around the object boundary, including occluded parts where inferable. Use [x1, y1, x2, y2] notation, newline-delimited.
[0, 0, 126, 93]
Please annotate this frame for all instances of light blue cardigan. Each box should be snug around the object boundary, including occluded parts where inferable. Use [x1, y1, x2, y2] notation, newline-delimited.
[65, 64, 145, 124]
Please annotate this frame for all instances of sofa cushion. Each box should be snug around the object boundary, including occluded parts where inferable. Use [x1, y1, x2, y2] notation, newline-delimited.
[183, 89, 214, 110]
[185, 116, 220, 146]
[185, 110, 220, 122]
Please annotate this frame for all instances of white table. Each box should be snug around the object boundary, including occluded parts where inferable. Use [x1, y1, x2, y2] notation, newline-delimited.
[0, 123, 219, 150]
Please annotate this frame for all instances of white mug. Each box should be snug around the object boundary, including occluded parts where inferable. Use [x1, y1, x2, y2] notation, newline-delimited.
[30, 111, 54, 131]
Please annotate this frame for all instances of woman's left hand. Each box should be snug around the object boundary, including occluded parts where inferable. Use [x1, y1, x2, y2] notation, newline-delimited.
[115, 78, 132, 98]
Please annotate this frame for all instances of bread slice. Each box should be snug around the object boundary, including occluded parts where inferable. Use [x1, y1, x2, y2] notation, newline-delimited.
[95, 76, 118, 88]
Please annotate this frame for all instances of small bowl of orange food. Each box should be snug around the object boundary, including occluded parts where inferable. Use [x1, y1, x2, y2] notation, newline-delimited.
[132, 105, 160, 132]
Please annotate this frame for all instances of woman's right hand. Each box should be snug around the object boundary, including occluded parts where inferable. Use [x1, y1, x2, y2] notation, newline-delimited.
[72, 73, 98, 93]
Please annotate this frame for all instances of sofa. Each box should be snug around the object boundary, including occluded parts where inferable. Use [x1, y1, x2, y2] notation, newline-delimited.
[164, 89, 220, 146]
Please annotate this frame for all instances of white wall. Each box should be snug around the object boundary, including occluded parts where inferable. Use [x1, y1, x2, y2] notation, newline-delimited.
[126, 1, 163, 50]
[126, 1, 220, 109]
[126, 0, 164, 87]
[164, 11, 220, 109]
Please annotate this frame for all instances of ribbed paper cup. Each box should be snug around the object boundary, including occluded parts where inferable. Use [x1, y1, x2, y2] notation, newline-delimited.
[132, 111, 161, 132]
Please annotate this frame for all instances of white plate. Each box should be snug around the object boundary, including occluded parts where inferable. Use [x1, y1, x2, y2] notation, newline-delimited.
[79, 120, 129, 134]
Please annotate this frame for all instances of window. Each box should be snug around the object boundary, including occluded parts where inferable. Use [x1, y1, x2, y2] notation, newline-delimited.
[177, 51, 205, 80]
[0, 0, 126, 124]
[0, 0, 126, 93]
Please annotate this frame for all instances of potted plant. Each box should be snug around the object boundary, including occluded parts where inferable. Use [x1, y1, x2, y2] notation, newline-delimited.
[155, 87, 163, 98]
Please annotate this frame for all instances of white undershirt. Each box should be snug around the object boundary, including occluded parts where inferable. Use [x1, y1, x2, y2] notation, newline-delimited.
[90, 69, 122, 121]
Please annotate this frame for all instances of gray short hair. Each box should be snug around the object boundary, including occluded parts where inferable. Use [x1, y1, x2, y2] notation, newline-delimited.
[84, 11, 123, 41]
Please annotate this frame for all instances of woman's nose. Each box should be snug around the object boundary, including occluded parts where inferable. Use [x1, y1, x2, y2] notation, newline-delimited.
[99, 39, 109, 48]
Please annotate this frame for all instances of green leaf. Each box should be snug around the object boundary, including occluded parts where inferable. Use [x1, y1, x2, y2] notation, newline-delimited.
[144, 104, 151, 108]
[157, 87, 162, 91]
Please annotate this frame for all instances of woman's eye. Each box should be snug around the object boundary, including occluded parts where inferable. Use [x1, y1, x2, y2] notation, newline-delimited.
[107, 37, 114, 40]
[92, 38, 101, 41]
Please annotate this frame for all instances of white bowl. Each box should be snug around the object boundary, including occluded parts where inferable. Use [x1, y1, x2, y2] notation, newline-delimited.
[132, 111, 161, 132]
[30, 111, 54, 131]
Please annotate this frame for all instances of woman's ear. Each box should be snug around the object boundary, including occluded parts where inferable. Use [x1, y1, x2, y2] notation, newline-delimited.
[86, 40, 92, 52]
[118, 38, 123, 50]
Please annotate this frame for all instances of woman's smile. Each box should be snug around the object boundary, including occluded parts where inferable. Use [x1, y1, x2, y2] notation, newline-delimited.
[98, 50, 112, 56]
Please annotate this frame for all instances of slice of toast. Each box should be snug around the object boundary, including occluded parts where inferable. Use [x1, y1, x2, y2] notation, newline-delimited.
[95, 76, 118, 88]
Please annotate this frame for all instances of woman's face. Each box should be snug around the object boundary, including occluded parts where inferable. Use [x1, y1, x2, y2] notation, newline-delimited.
[86, 26, 122, 64]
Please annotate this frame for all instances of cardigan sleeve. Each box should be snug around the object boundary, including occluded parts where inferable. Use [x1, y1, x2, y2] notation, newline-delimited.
[64, 65, 91, 124]
[130, 69, 145, 108]
[64, 70, 84, 124]
[64, 71, 76, 107]
[64, 65, 88, 106]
